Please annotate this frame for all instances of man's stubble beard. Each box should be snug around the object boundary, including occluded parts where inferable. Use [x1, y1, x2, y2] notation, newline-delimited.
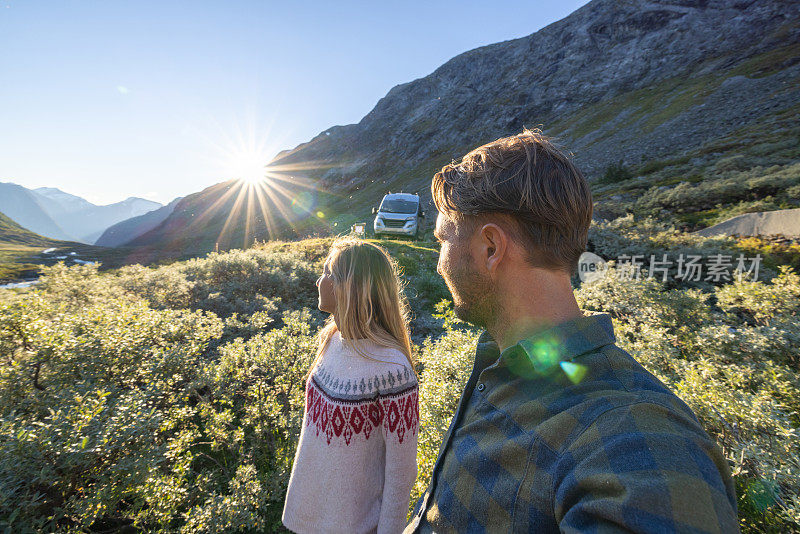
[448, 261, 498, 330]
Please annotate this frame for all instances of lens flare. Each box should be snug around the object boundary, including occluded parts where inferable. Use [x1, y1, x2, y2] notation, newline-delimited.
[559, 361, 588, 384]
[290, 190, 317, 217]
[185, 115, 340, 250]
[520, 334, 562, 373]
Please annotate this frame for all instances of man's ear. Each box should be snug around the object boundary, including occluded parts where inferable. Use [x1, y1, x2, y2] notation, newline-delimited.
[478, 223, 508, 275]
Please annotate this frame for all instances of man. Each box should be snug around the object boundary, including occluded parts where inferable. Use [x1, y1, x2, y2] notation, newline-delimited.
[404, 130, 738, 533]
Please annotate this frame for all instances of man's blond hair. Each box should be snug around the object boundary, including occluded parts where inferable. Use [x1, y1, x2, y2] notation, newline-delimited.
[431, 128, 592, 275]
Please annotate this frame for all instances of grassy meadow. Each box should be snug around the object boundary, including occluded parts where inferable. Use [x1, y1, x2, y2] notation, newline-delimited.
[1, 225, 799, 533]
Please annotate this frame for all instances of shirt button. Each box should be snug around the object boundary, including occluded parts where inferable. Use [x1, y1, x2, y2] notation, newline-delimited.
[477, 383, 485, 392]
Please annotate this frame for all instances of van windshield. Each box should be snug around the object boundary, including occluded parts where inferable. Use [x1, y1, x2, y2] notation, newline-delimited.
[379, 199, 418, 214]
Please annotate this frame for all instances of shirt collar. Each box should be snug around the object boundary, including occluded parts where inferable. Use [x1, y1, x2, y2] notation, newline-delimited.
[478, 311, 616, 374]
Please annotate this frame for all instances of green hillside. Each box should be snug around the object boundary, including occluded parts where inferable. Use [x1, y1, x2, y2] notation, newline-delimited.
[0, 210, 64, 248]
[1, 232, 798, 532]
[0, 211, 65, 281]
[122, 179, 337, 261]
[269, 15, 800, 235]
[148, 49, 800, 251]
[587, 103, 800, 227]
[0, 211, 135, 283]
[316, 82, 800, 238]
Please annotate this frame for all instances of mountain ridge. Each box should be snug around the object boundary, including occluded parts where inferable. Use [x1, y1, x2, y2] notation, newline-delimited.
[95, 197, 183, 247]
[0, 182, 73, 241]
[0, 211, 64, 249]
[274, 0, 799, 192]
[0, 183, 162, 243]
[105, 0, 800, 256]
[122, 179, 330, 261]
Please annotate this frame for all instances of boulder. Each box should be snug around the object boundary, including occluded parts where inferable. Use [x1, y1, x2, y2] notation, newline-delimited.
[694, 208, 800, 238]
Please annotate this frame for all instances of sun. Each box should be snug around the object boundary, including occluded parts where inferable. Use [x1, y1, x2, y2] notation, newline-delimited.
[192, 117, 338, 247]
[228, 150, 268, 185]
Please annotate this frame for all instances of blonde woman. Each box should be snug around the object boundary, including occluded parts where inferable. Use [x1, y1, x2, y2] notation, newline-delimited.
[282, 238, 419, 534]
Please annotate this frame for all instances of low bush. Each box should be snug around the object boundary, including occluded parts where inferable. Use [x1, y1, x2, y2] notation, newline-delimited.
[2, 232, 799, 531]
[631, 162, 800, 218]
[599, 160, 634, 184]
[411, 302, 479, 506]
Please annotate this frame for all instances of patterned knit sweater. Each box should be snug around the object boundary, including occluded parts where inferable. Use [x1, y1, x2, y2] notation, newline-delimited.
[282, 331, 419, 534]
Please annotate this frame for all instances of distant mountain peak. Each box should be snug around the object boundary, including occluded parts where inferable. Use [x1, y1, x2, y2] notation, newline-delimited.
[2, 182, 165, 244]
[34, 187, 68, 194]
[33, 187, 96, 208]
[95, 196, 182, 247]
[0, 182, 73, 241]
[122, 196, 160, 205]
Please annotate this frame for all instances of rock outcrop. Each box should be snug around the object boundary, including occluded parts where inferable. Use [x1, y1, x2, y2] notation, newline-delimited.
[695, 208, 800, 238]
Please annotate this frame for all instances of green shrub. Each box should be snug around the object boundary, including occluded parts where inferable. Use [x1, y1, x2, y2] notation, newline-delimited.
[2, 233, 799, 532]
[714, 154, 752, 173]
[587, 214, 778, 291]
[734, 236, 800, 273]
[631, 162, 800, 216]
[715, 265, 800, 327]
[599, 160, 634, 184]
[180, 249, 319, 316]
[0, 279, 224, 531]
[184, 309, 318, 531]
[114, 247, 319, 317]
[0, 257, 318, 532]
[412, 301, 479, 507]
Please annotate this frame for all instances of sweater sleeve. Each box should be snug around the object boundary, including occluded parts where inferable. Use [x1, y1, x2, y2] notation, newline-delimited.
[377, 382, 419, 534]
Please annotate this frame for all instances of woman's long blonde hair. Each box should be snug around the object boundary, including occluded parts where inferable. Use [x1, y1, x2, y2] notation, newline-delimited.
[311, 237, 416, 377]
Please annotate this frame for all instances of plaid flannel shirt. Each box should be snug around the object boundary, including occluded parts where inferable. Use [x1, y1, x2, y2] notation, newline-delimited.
[405, 311, 738, 533]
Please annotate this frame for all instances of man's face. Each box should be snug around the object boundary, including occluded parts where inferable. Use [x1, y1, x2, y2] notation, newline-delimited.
[434, 212, 495, 327]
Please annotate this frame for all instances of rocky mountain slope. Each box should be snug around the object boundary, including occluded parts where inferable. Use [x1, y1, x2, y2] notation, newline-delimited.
[696, 207, 800, 238]
[123, 179, 329, 261]
[129, 0, 800, 255]
[272, 0, 799, 217]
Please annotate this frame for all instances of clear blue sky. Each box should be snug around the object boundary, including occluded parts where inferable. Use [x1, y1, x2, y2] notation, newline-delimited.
[1, 0, 590, 205]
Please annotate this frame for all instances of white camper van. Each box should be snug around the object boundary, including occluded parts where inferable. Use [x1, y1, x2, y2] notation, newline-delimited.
[372, 192, 425, 239]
